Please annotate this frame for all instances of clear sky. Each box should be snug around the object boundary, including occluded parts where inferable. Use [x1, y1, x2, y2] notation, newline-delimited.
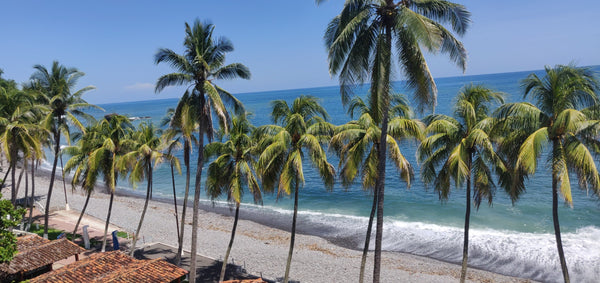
[1, 0, 599, 104]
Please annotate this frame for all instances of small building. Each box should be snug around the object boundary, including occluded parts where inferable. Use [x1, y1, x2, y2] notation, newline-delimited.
[29, 250, 188, 283]
[0, 234, 85, 282]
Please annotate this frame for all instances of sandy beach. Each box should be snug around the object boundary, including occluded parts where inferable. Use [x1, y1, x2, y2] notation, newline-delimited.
[1, 161, 533, 283]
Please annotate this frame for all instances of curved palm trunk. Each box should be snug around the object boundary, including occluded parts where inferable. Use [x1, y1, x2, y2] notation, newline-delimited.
[552, 139, 570, 283]
[44, 129, 61, 239]
[460, 156, 472, 283]
[220, 202, 240, 282]
[14, 165, 25, 202]
[283, 177, 300, 283]
[373, 21, 393, 283]
[171, 163, 180, 243]
[72, 189, 91, 239]
[175, 142, 191, 266]
[189, 134, 205, 282]
[101, 191, 115, 252]
[359, 187, 379, 283]
[1, 163, 12, 189]
[130, 163, 152, 256]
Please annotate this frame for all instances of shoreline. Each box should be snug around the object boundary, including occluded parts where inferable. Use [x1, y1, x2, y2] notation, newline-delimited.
[3, 162, 534, 282]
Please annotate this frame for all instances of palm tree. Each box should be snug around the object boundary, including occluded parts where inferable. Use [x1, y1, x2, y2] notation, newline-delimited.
[323, 2, 470, 281]
[63, 123, 102, 239]
[205, 112, 262, 282]
[159, 112, 183, 251]
[417, 85, 505, 282]
[256, 95, 335, 283]
[494, 65, 600, 283]
[119, 122, 166, 256]
[330, 94, 423, 283]
[28, 61, 97, 239]
[154, 19, 250, 280]
[0, 89, 43, 205]
[86, 114, 134, 252]
[161, 97, 197, 266]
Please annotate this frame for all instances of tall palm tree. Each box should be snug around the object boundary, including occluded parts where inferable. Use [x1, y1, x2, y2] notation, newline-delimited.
[64, 123, 101, 239]
[330, 94, 423, 283]
[494, 65, 600, 283]
[256, 95, 335, 283]
[161, 97, 197, 266]
[418, 85, 505, 282]
[0, 89, 43, 205]
[119, 122, 166, 256]
[154, 19, 250, 280]
[86, 114, 134, 252]
[28, 61, 97, 239]
[205, 112, 262, 282]
[323, 2, 470, 281]
[159, 112, 183, 251]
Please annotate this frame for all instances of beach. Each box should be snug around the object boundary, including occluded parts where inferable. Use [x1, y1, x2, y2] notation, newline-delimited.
[2, 161, 533, 283]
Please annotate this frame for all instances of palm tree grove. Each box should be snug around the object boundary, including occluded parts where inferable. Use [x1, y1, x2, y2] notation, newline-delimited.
[0, 1, 598, 283]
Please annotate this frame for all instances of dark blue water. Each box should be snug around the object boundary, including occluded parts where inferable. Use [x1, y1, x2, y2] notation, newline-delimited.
[48, 68, 600, 282]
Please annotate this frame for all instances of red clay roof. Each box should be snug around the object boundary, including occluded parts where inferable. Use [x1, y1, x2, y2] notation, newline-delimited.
[0, 235, 85, 277]
[30, 251, 188, 283]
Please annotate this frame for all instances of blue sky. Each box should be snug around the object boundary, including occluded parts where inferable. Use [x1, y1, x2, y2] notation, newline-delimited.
[1, 0, 599, 104]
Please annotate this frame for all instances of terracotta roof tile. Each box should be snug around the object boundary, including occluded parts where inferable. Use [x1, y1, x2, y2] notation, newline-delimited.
[30, 251, 187, 283]
[0, 235, 85, 277]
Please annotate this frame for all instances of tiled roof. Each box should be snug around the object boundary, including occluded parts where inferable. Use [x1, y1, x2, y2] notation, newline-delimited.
[0, 235, 85, 277]
[30, 251, 188, 283]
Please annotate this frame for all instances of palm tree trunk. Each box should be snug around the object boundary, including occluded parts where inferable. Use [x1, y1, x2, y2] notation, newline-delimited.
[359, 187, 378, 283]
[171, 163, 180, 243]
[373, 21, 393, 283]
[283, 176, 300, 283]
[552, 142, 570, 282]
[102, 190, 115, 252]
[460, 157, 472, 283]
[72, 189, 91, 239]
[14, 165, 25, 202]
[189, 133, 205, 282]
[27, 160, 35, 231]
[220, 202, 240, 282]
[10, 158, 17, 205]
[44, 129, 61, 239]
[175, 142, 191, 266]
[24, 163, 29, 207]
[1, 163, 12, 189]
[130, 163, 152, 256]
[60, 155, 69, 210]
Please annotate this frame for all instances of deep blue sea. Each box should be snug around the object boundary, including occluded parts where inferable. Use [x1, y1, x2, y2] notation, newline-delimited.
[48, 68, 600, 282]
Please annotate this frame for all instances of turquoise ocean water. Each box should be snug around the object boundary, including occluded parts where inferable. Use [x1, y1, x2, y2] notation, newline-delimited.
[48, 68, 600, 282]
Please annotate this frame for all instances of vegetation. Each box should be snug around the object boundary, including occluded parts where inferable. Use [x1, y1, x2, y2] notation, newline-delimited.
[0, 192, 25, 262]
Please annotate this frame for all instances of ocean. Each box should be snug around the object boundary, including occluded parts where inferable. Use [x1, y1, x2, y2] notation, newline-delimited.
[51, 68, 600, 282]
